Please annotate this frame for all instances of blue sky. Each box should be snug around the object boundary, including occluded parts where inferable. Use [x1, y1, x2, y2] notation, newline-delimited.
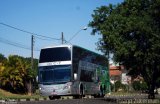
[0, 0, 124, 58]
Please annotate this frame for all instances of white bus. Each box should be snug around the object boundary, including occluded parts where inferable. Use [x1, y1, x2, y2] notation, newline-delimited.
[38, 45, 110, 99]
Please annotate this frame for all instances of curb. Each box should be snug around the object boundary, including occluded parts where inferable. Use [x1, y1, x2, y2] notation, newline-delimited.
[0, 95, 94, 103]
[1, 95, 159, 104]
[104, 97, 160, 104]
[0, 98, 49, 103]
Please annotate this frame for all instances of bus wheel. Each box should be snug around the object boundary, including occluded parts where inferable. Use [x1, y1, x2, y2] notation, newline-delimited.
[49, 96, 60, 100]
[49, 96, 55, 100]
[93, 94, 98, 98]
[73, 95, 80, 99]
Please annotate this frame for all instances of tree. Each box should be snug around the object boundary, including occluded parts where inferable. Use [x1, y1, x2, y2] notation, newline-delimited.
[114, 81, 127, 92]
[0, 55, 38, 94]
[89, 0, 160, 99]
[0, 54, 6, 63]
[0, 54, 6, 88]
[24, 57, 38, 94]
[0, 55, 24, 92]
[132, 81, 148, 92]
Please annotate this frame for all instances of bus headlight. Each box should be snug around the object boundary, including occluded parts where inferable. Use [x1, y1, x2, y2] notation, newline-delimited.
[63, 82, 72, 90]
[39, 87, 44, 90]
[63, 85, 71, 90]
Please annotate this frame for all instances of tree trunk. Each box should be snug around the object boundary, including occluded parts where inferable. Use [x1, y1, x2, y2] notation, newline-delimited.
[148, 61, 158, 99]
[26, 80, 32, 95]
[148, 84, 155, 99]
[29, 80, 32, 95]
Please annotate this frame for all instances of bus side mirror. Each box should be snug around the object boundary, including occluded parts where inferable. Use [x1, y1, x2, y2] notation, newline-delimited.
[36, 76, 38, 83]
[74, 73, 77, 81]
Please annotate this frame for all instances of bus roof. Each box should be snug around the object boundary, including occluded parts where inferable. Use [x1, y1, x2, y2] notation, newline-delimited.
[41, 44, 72, 49]
[41, 44, 107, 59]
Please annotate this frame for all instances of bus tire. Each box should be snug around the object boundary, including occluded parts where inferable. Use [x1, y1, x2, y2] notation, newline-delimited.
[73, 95, 80, 99]
[93, 94, 99, 98]
[49, 96, 55, 100]
[49, 96, 60, 100]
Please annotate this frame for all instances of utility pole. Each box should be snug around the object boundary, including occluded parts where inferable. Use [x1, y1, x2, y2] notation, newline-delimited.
[29, 35, 34, 95]
[31, 35, 34, 70]
[61, 32, 64, 44]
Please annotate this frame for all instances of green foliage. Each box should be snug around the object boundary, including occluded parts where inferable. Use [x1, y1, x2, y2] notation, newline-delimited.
[89, 0, 160, 98]
[111, 81, 127, 92]
[132, 81, 148, 91]
[133, 81, 142, 91]
[0, 54, 38, 94]
[0, 54, 6, 63]
[115, 81, 127, 92]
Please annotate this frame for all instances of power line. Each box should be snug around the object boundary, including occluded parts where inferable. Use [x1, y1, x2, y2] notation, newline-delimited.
[34, 35, 55, 41]
[0, 37, 40, 51]
[0, 22, 61, 41]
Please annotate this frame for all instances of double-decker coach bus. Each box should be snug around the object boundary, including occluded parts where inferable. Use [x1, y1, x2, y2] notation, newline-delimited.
[38, 45, 110, 99]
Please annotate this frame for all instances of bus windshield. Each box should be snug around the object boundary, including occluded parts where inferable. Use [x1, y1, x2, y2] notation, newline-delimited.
[39, 65, 71, 84]
[39, 47, 71, 63]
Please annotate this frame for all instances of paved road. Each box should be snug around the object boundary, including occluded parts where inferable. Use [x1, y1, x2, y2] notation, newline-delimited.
[18, 98, 117, 104]
[3, 94, 160, 104]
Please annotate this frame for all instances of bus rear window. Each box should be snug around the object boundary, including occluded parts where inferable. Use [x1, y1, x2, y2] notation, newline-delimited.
[39, 47, 71, 63]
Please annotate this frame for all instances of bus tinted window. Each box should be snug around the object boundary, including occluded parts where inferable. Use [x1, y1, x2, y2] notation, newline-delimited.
[80, 70, 94, 82]
[73, 46, 107, 74]
[39, 47, 71, 63]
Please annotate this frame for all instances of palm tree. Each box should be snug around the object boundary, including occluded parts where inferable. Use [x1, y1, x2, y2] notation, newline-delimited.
[0, 54, 37, 94]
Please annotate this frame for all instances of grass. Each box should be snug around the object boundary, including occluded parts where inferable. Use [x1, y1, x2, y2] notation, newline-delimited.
[0, 89, 46, 100]
[110, 91, 136, 95]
